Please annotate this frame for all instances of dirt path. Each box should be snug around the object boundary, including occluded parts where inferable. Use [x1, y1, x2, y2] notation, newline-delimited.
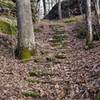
[0, 20, 100, 100]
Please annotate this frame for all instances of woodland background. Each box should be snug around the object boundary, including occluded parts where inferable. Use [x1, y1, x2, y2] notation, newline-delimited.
[0, 0, 100, 100]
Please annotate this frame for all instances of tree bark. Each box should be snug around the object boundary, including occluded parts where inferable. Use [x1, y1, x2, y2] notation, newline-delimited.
[96, 0, 100, 24]
[16, 0, 35, 60]
[86, 0, 93, 47]
[58, 0, 62, 19]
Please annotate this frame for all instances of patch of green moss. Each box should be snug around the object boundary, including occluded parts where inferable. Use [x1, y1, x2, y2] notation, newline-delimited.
[15, 48, 32, 61]
[20, 48, 32, 61]
[49, 33, 67, 47]
[34, 28, 42, 33]
[64, 17, 78, 24]
[22, 91, 40, 98]
[27, 78, 40, 84]
[50, 24, 64, 32]
[19, 48, 35, 62]
[29, 70, 53, 77]
[15, 48, 38, 61]
[55, 30, 66, 35]
[53, 34, 67, 41]
[50, 24, 63, 28]
[96, 89, 100, 100]
[85, 42, 94, 50]
[0, 20, 17, 35]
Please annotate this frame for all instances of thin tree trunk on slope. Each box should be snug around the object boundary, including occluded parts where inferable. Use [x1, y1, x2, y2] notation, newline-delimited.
[96, 0, 100, 24]
[58, 0, 62, 19]
[86, 0, 93, 47]
[43, 0, 47, 16]
[92, 0, 100, 40]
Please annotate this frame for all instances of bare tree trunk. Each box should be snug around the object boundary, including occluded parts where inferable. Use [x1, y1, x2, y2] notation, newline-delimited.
[93, 0, 100, 25]
[86, 0, 93, 48]
[16, 0, 35, 60]
[96, 0, 100, 24]
[92, 0, 100, 40]
[58, 0, 62, 19]
[43, 0, 47, 16]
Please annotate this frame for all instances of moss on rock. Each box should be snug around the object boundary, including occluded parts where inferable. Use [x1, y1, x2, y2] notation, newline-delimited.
[29, 70, 53, 77]
[0, 0, 15, 9]
[0, 20, 17, 35]
[22, 91, 40, 98]
[64, 17, 78, 24]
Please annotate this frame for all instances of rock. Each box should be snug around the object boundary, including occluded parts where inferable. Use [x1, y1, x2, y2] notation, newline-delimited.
[44, 0, 95, 20]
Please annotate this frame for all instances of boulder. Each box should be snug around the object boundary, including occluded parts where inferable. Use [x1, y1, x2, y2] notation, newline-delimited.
[44, 0, 95, 20]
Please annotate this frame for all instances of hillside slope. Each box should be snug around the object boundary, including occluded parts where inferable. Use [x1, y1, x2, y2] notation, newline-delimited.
[0, 18, 100, 100]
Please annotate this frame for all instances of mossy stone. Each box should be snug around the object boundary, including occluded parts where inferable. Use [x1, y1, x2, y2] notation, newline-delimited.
[29, 70, 53, 77]
[0, 20, 17, 35]
[64, 18, 77, 23]
[29, 70, 46, 77]
[22, 91, 40, 98]
[0, 0, 15, 9]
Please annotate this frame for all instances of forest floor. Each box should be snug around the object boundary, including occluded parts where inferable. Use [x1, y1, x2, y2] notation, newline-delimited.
[0, 18, 100, 100]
